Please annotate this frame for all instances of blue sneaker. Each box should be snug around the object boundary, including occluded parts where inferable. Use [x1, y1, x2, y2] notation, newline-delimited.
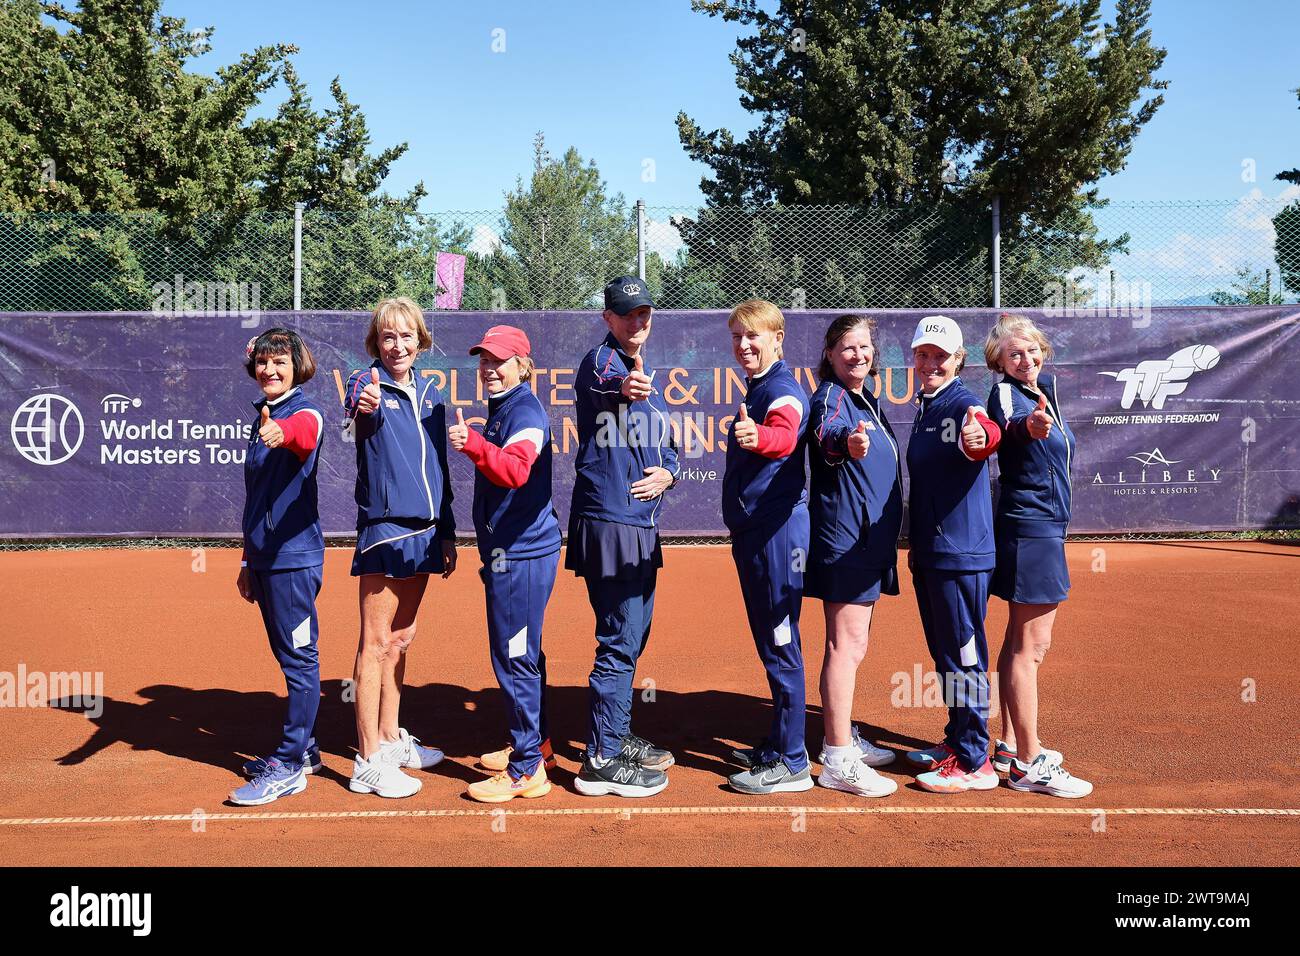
[229, 758, 307, 806]
[242, 744, 321, 778]
[383, 728, 444, 770]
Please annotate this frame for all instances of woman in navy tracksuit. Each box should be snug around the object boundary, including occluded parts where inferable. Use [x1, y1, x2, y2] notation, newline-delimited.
[568, 277, 680, 798]
[984, 314, 1092, 798]
[343, 297, 456, 799]
[448, 325, 562, 803]
[231, 328, 325, 807]
[903, 315, 1004, 794]
[805, 314, 902, 799]
[722, 300, 813, 796]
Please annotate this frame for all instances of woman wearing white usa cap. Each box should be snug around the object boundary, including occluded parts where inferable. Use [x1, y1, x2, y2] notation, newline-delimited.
[983, 314, 1091, 798]
[903, 315, 1004, 794]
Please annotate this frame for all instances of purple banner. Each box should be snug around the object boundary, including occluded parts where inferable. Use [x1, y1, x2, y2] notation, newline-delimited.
[2, 308, 1297, 538]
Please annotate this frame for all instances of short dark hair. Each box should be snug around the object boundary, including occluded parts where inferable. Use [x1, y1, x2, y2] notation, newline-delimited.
[818, 314, 879, 382]
[245, 328, 316, 385]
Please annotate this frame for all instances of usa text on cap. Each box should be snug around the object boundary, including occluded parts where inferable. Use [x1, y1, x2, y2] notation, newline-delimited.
[910, 315, 963, 354]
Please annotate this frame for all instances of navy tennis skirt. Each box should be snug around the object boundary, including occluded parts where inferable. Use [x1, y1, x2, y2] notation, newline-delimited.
[991, 532, 1070, 605]
[351, 519, 445, 578]
[805, 561, 900, 604]
[564, 515, 662, 580]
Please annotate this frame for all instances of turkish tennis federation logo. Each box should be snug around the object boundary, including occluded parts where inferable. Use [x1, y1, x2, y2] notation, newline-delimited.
[11, 393, 84, 465]
[1098, 345, 1220, 410]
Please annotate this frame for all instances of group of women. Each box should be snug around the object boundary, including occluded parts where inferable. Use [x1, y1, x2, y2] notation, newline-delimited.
[228, 280, 1091, 808]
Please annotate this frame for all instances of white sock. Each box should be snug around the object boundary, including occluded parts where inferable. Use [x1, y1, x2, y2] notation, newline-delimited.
[590, 754, 609, 768]
[823, 743, 855, 767]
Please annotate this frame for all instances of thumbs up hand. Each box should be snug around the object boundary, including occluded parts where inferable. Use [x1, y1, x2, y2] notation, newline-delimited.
[258, 405, 284, 448]
[621, 352, 653, 401]
[847, 419, 870, 459]
[1027, 391, 1054, 440]
[960, 406, 986, 454]
[448, 407, 470, 452]
[733, 403, 758, 451]
[357, 367, 382, 415]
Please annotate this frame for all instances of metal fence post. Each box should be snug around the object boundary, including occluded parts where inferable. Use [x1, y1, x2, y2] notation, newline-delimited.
[991, 195, 1001, 309]
[293, 202, 305, 311]
[636, 199, 646, 282]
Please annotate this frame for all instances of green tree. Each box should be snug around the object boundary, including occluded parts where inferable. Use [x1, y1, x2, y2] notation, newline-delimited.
[1275, 86, 1300, 298]
[672, 0, 1167, 308]
[476, 134, 637, 311]
[1210, 267, 1284, 306]
[0, 0, 452, 311]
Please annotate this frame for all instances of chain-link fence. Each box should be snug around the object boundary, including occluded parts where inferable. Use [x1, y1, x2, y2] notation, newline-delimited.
[1, 196, 1297, 315]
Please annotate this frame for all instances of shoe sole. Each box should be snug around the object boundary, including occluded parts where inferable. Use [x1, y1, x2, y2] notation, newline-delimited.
[817, 772, 897, 798]
[348, 777, 423, 798]
[818, 749, 896, 768]
[242, 759, 321, 778]
[573, 776, 669, 798]
[229, 777, 308, 806]
[1006, 778, 1093, 799]
[468, 780, 554, 804]
[917, 776, 999, 794]
[729, 775, 815, 795]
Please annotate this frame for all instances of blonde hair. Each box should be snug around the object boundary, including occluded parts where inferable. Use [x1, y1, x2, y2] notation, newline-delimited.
[515, 355, 535, 381]
[728, 299, 786, 359]
[984, 313, 1053, 373]
[366, 297, 432, 358]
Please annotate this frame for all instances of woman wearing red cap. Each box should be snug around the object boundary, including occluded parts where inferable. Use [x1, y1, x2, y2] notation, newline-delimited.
[449, 325, 562, 802]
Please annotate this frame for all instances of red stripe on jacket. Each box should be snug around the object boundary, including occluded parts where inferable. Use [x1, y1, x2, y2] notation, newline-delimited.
[751, 404, 801, 459]
[463, 426, 539, 489]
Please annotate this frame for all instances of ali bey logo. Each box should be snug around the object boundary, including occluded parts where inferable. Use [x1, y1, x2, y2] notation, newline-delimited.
[1098, 345, 1220, 410]
[1127, 448, 1181, 467]
[11, 393, 84, 465]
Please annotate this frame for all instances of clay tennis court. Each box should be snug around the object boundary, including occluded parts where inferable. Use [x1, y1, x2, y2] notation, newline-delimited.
[1, 540, 1296, 867]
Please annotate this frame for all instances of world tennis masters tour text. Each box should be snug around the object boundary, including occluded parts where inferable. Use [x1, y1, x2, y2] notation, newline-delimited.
[99, 417, 252, 465]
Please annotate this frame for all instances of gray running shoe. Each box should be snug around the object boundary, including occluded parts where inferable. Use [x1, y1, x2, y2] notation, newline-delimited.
[728, 758, 815, 795]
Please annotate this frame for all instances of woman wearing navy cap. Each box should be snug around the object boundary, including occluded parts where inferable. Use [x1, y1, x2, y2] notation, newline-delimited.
[449, 325, 562, 803]
[721, 299, 813, 795]
[983, 314, 1092, 798]
[568, 276, 680, 798]
[343, 297, 456, 799]
[230, 328, 325, 806]
[903, 315, 1004, 794]
[805, 314, 902, 798]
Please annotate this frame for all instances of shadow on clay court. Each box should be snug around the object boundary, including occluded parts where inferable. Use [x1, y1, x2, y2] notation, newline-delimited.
[50, 678, 936, 790]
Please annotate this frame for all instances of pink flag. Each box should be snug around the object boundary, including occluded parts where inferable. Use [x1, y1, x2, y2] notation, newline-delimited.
[435, 251, 467, 310]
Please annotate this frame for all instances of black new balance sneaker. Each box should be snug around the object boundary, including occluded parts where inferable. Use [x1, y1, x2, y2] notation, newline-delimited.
[574, 753, 669, 797]
[619, 733, 674, 771]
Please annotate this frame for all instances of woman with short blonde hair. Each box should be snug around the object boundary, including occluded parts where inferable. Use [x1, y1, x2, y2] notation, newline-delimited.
[982, 313, 1091, 798]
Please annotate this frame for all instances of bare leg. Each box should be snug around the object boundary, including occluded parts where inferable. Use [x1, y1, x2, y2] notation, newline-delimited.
[379, 575, 427, 743]
[819, 601, 874, 748]
[1000, 601, 1058, 764]
[354, 574, 427, 760]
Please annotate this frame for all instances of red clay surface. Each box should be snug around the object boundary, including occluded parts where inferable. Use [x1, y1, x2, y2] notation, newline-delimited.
[1, 542, 1297, 866]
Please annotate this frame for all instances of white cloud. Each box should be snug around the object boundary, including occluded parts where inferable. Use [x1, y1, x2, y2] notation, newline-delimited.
[468, 222, 502, 257]
[643, 216, 685, 261]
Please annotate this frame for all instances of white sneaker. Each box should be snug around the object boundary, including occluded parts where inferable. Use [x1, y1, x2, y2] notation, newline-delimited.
[1007, 754, 1093, 799]
[818, 724, 896, 767]
[349, 750, 423, 798]
[381, 727, 444, 770]
[818, 756, 898, 798]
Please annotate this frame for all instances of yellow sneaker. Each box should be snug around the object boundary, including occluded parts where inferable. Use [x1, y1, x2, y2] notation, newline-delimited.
[467, 764, 553, 804]
[479, 738, 556, 773]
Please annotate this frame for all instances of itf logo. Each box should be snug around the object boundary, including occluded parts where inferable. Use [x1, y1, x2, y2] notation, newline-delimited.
[1098, 345, 1220, 410]
[11, 393, 84, 465]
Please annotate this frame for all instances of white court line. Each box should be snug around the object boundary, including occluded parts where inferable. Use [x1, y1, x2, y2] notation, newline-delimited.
[1, 806, 1297, 827]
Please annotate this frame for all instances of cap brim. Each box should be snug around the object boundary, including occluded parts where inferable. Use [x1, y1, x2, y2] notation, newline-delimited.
[469, 343, 519, 360]
[608, 297, 655, 315]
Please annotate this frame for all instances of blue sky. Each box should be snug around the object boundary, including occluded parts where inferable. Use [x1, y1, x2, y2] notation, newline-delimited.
[165, 0, 1300, 211]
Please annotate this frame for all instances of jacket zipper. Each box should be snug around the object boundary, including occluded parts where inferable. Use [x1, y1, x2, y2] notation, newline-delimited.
[389, 377, 435, 521]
